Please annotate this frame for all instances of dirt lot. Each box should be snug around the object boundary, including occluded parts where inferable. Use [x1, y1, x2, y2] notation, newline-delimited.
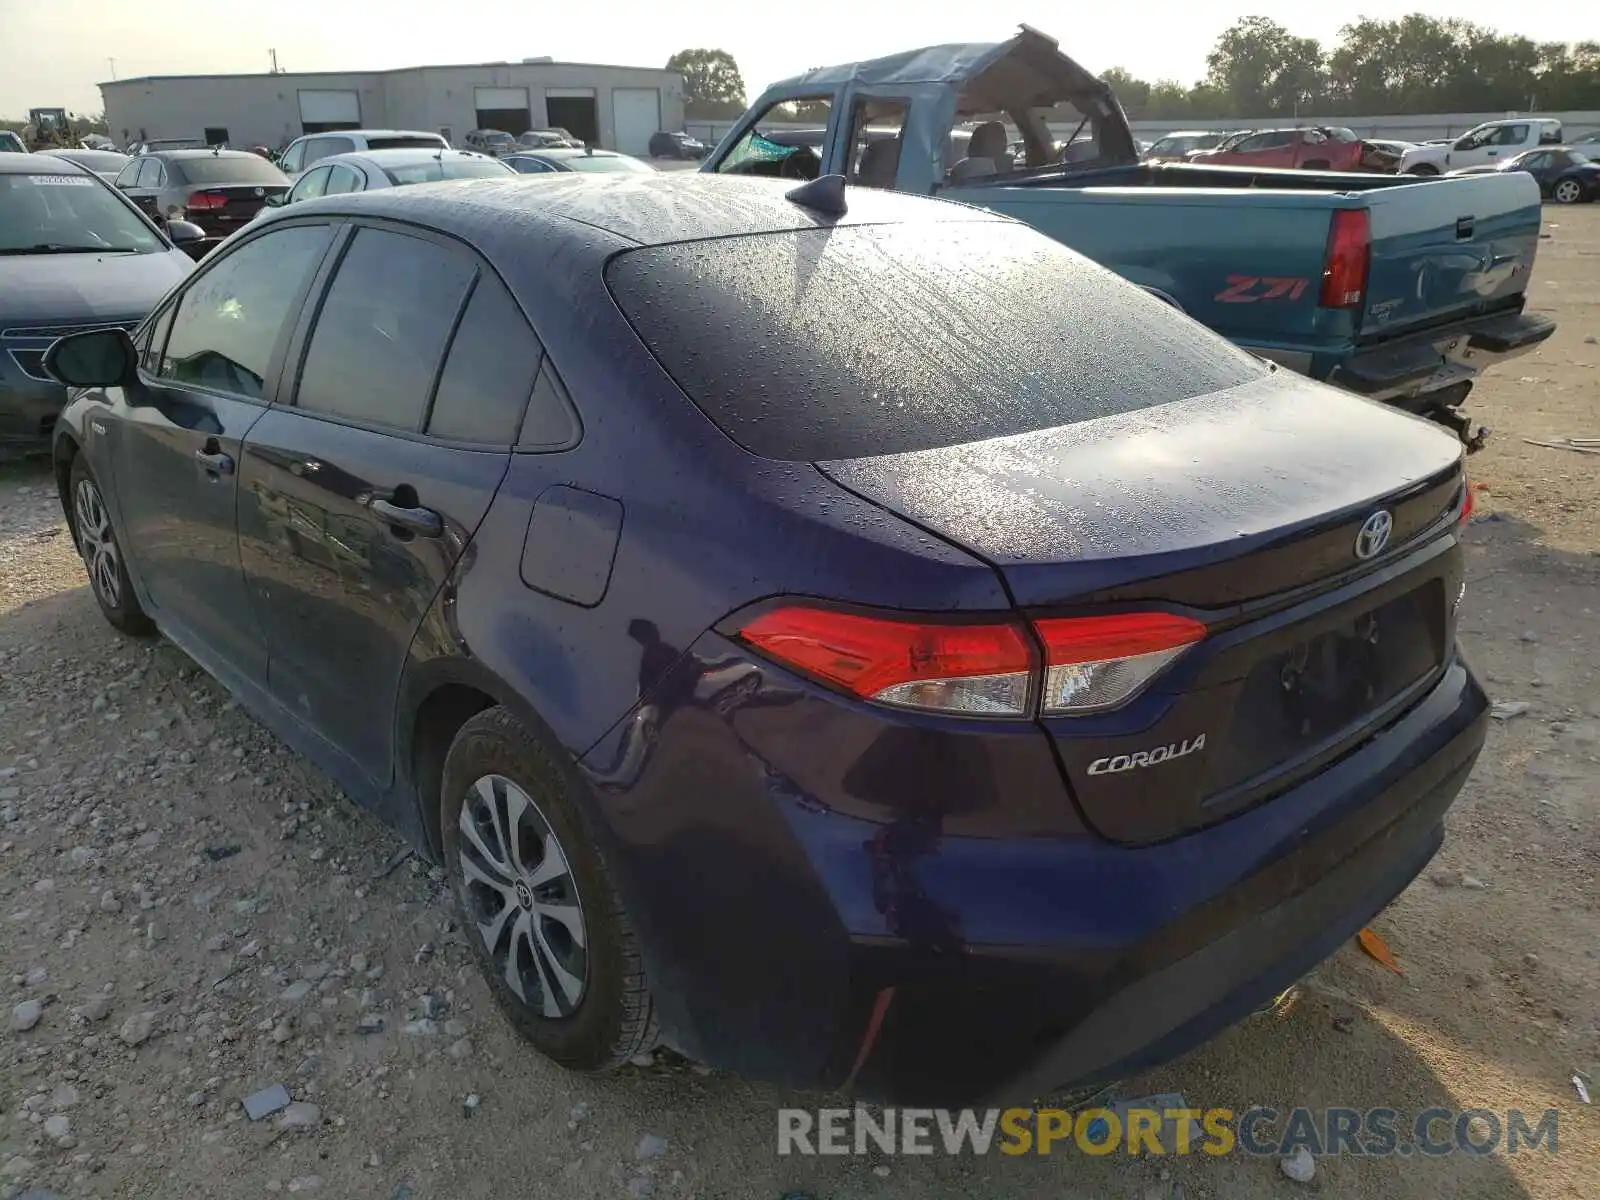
[2, 206, 1598, 1200]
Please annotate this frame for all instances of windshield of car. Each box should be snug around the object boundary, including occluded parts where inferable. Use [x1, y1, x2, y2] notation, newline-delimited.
[175, 156, 288, 185]
[607, 221, 1262, 461]
[0, 132, 27, 153]
[0, 172, 164, 254]
[483, 132, 515, 146]
[383, 158, 515, 184]
[1148, 134, 1212, 156]
[562, 154, 653, 173]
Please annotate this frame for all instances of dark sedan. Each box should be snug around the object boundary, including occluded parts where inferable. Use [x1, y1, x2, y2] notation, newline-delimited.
[1451, 146, 1599, 204]
[648, 130, 707, 159]
[43, 174, 1485, 1104]
[1, 155, 197, 457]
[113, 149, 289, 240]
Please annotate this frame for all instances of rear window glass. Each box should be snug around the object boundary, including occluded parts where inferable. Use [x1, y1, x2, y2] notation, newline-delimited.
[367, 136, 447, 151]
[174, 156, 288, 185]
[606, 222, 1263, 461]
[383, 158, 513, 185]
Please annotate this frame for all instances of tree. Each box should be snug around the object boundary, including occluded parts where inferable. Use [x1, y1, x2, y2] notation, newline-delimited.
[1204, 17, 1327, 117]
[666, 48, 747, 119]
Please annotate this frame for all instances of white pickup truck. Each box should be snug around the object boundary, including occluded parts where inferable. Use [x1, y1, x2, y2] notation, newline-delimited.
[1400, 118, 1564, 175]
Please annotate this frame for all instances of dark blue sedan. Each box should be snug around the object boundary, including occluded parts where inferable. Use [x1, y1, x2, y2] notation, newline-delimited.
[41, 173, 1486, 1103]
[1454, 145, 1599, 204]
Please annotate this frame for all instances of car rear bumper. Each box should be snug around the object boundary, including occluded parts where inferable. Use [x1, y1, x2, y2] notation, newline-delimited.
[579, 635, 1488, 1105]
[1330, 308, 1557, 403]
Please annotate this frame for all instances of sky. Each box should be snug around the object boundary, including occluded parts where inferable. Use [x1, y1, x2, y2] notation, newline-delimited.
[1, 0, 1590, 118]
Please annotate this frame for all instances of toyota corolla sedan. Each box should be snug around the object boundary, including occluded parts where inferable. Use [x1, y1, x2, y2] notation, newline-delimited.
[43, 173, 1486, 1104]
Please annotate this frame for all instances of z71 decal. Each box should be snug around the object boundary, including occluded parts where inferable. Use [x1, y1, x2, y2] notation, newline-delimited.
[1214, 275, 1310, 304]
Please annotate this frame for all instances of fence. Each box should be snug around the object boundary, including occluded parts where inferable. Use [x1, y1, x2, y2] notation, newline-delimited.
[683, 110, 1600, 150]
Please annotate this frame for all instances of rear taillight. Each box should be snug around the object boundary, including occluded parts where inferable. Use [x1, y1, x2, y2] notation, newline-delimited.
[737, 607, 1035, 716]
[1320, 209, 1371, 309]
[737, 606, 1206, 718]
[1034, 612, 1207, 715]
[185, 190, 228, 211]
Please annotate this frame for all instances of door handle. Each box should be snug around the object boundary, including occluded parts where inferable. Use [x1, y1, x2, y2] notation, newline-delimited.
[370, 497, 443, 538]
[195, 447, 235, 475]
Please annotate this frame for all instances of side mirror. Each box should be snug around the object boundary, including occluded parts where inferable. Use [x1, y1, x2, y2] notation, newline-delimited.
[166, 219, 206, 245]
[263, 193, 287, 208]
[43, 328, 138, 389]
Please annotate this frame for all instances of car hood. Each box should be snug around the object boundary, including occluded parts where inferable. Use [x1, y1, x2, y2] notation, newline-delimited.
[0, 248, 191, 326]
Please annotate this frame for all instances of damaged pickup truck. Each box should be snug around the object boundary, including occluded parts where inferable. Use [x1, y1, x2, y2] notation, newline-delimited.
[702, 26, 1555, 449]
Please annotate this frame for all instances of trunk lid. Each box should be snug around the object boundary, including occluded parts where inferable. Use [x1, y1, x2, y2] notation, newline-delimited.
[819, 373, 1466, 844]
[1359, 171, 1541, 338]
[186, 185, 288, 226]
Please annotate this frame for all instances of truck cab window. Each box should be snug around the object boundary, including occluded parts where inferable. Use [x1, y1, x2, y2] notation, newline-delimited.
[714, 98, 831, 180]
[847, 100, 908, 189]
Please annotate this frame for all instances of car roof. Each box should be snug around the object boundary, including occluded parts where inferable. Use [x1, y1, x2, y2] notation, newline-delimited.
[0, 154, 85, 175]
[322, 148, 493, 169]
[282, 172, 1005, 251]
[296, 129, 441, 141]
[528, 148, 627, 159]
[153, 148, 261, 160]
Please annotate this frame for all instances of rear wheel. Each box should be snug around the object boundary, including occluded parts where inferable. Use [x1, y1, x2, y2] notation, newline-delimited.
[1408, 164, 1439, 177]
[441, 706, 656, 1071]
[1552, 178, 1584, 205]
[68, 455, 154, 636]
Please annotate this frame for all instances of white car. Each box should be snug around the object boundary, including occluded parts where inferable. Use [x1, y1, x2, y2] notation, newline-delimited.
[249, 148, 513, 223]
[276, 129, 449, 178]
[1399, 118, 1563, 176]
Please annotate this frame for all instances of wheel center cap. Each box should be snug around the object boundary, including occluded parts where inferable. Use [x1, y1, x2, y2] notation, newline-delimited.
[514, 880, 534, 910]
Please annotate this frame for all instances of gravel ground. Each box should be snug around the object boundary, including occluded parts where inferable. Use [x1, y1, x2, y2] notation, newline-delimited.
[1, 206, 1598, 1200]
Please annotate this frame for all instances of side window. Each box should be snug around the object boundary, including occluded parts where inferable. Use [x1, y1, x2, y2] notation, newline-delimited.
[426, 274, 543, 443]
[321, 136, 355, 158]
[133, 159, 158, 187]
[160, 224, 334, 400]
[715, 98, 831, 179]
[846, 99, 908, 188]
[280, 141, 305, 174]
[519, 361, 581, 450]
[302, 138, 337, 168]
[1495, 125, 1526, 147]
[1521, 153, 1548, 171]
[114, 160, 140, 188]
[512, 157, 552, 174]
[294, 228, 476, 432]
[139, 303, 177, 375]
[325, 165, 363, 195]
[1302, 130, 1327, 144]
[290, 166, 332, 204]
[1539, 126, 1562, 145]
[149, 162, 168, 188]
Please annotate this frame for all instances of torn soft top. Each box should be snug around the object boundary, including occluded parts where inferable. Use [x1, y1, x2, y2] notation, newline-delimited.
[765, 26, 1110, 111]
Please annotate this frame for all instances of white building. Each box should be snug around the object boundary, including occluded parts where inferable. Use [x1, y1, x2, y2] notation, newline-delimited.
[99, 58, 686, 157]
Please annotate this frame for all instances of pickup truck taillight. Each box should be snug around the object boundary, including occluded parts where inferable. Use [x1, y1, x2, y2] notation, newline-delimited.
[1321, 209, 1371, 309]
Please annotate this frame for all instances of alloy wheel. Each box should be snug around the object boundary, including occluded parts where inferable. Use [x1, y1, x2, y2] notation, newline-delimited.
[458, 774, 588, 1018]
[1553, 179, 1582, 204]
[73, 478, 121, 609]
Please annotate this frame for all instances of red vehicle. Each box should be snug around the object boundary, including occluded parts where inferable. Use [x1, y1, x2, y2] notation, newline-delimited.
[1188, 126, 1399, 173]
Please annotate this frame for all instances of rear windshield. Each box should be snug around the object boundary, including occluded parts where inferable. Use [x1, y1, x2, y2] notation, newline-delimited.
[366, 136, 447, 151]
[383, 158, 513, 185]
[562, 154, 652, 173]
[175, 156, 288, 185]
[607, 222, 1264, 461]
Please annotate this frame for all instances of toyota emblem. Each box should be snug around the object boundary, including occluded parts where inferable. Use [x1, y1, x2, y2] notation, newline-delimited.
[1354, 510, 1393, 560]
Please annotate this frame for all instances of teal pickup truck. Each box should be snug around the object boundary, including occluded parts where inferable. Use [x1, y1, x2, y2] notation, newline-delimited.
[702, 27, 1556, 449]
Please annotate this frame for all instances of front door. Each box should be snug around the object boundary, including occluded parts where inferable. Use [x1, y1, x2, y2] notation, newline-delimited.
[109, 221, 338, 684]
[237, 224, 530, 786]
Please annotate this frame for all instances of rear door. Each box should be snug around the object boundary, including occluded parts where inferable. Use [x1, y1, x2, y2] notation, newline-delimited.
[108, 220, 338, 685]
[237, 222, 530, 787]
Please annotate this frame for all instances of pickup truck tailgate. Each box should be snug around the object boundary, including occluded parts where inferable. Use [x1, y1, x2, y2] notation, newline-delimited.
[1360, 171, 1542, 337]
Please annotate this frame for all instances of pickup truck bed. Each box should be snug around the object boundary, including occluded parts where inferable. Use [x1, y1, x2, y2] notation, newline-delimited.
[949, 164, 1552, 427]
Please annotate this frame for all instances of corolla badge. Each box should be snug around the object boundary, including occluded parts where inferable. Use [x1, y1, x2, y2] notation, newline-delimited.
[1354, 510, 1394, 560]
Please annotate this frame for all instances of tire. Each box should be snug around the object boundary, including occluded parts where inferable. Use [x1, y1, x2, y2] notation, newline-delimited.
[68, 454, 155, 636]
[441, 705, 656, 1071]
[1408, 164, 1439, 177]
[1552, 178, 1584, 205]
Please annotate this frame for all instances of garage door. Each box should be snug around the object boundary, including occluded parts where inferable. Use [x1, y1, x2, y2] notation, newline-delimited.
[612, 88, 661, 157]
[475, 87, 531, 136]
[298, 90, 361, 126]
[474, 87, 529, 112]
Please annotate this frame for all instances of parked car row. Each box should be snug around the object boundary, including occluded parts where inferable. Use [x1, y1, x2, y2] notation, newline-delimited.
[1449, 145, 1599, 204]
